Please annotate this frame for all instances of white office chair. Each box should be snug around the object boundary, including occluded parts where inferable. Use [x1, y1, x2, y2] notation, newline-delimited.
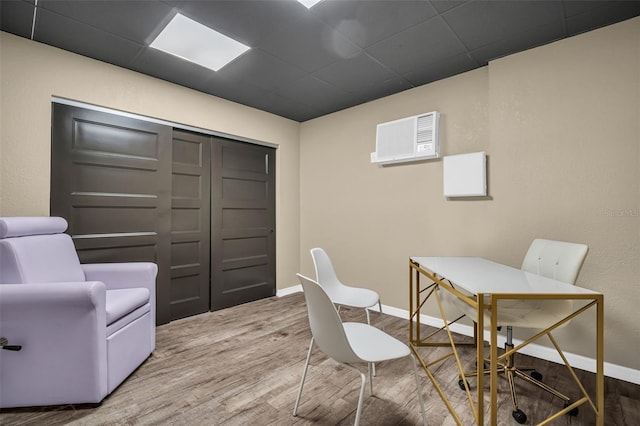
[445, 239, 588, 424]
[293, 274, 426, 426]
[310, 248, 383, 328]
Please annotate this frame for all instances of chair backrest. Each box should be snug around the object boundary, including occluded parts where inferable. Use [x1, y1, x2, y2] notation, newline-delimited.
[297, 273, 361, 364]
[521, 239, 589, 284]
[310, 248, 343, 291]
[0, 217, 85, 284]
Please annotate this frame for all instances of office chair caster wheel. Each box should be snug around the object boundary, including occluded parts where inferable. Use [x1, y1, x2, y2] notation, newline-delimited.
[531, 370, 543, 381]
[458, 379, 470, 391]
[564, 401, 579, 416]
[512, 409, 527, 424]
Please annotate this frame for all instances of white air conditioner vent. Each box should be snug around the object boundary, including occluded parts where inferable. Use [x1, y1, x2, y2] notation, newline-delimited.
[371, 111, 439, 166]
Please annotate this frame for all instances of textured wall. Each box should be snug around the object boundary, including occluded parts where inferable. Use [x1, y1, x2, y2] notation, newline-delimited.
[299, 17, 639, 372]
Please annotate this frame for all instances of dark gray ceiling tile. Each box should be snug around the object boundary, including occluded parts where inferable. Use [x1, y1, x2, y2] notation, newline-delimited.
[312, 52, 414, 102]
[311, 0, 437, 48]
[430, 1, 469, 14]
[200, 73, 322, 122]
[275, 75, 364, 114]
[442, 0, 565, 51]
[129, 47, 215, 91]
[245, 91, 323, 122]
[469, 20, 565, 65]
[37, 0, 174, 44]
[563, 1, 639, 18]
[313, 52, 400, 90]
[34, 8, 145, 68]
[1, 0, 35, 38]
[257, 13, 362, 73]
[565, 2, 640, 36]
[354, 76, 415, 104]
[366, 16, 467, 75]
[403, 52, 477, 86]
[216, 49, 307, 93]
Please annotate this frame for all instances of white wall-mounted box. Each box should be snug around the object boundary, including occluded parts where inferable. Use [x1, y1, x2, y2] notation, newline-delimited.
[443, 151, 487, 197]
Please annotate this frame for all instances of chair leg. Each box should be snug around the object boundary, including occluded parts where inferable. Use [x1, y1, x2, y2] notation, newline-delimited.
[378, 300, 385, 331]
[341, 364, 367, 426]
[410, 353, 427, 426]
[364, 308, 377, 377]
[368, 362, 374, 395]
[354, 369, 367, 426]
[293, 337, 315, 416]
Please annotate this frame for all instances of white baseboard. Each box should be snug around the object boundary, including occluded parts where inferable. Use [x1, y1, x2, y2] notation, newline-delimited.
[277, 285, 640, 385]
[276, 284, 302, 297]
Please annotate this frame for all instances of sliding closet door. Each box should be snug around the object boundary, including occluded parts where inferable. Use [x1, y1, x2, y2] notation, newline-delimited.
[51, 103, 172, 324]
[170, 130, 211, 320]
[210, 138, 276, 311]
[52, 103, 277, 320]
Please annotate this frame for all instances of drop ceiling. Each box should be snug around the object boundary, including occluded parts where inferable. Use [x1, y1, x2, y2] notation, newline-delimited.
[1, 0, 639, 122]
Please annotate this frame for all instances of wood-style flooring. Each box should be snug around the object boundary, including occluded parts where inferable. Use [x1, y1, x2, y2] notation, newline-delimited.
[1, 292, 638, 425]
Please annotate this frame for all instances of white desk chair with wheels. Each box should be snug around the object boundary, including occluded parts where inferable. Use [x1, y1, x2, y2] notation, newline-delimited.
[445, 239, 589, 424]
[293, 274, 426, 426]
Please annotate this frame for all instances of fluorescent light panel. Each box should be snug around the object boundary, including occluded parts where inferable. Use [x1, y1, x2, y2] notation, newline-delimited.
[297, 0, 323, 9]
[150, 13, 249, 71]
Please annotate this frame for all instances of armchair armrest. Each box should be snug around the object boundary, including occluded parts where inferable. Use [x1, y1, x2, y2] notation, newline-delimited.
[82, 262, 157, 348]
[81, 262, 157, 292]
[0, 282, 109, 406]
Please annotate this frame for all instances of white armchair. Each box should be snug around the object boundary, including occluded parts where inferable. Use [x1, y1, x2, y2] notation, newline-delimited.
[0, 217, 157, 408]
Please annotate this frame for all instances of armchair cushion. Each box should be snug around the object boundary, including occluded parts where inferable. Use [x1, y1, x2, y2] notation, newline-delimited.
[106, 288, 150, 325]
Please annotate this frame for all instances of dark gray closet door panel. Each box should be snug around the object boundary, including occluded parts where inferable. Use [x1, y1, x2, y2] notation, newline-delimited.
[210, 138, 276, 311]
[170, 130, 211, 320]
[51, 103, 172, 325]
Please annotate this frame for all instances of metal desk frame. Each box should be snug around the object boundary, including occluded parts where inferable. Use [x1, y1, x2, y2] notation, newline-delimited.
[409, 257, 604, 425]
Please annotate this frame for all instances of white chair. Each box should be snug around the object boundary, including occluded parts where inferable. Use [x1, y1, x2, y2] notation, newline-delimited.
[293, 274, 426, 426]
[310, 247, 383, 328]
[446, 239, 588, 424]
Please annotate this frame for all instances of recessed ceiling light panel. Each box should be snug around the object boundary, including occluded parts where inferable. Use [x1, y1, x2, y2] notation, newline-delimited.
[150, 13, 250, 71]
[297, 0, 323, 9]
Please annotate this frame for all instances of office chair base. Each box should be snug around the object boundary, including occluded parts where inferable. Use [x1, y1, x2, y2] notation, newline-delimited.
[459, 354, 577, 422]
[512, 409, 527, 424]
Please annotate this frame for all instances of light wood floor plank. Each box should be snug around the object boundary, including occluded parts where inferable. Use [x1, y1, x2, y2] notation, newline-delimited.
[1, 293, 638, 425]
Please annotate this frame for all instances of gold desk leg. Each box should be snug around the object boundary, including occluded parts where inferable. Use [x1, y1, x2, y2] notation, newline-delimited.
[477, 292, 485, 425]
[596, 295, 604, 426]
[409, 261, 479, 425]
[490, 294, 498, 426]
[409, 262, 414, 344]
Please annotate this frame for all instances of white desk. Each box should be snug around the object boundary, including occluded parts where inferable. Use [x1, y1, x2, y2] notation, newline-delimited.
[408, 257, 604, 425]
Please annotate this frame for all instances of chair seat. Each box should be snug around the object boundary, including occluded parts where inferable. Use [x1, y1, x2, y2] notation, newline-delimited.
[493, 299, 574, 329]
[326, 286, 379, 309]
[343, 322, 410, 363]
[445, 293, 573, 330]
[106, 288, 150, 325]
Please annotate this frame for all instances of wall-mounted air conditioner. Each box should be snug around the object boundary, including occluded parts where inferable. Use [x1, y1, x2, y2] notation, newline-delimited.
[370, 111, 440, 165]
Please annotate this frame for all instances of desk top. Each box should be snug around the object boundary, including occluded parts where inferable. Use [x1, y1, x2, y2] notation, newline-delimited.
[411, 256, 600, 296]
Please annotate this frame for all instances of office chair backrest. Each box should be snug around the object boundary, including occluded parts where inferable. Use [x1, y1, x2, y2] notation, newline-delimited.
[297, 273, 361, 364]
[310, 248, 342, 291]
[521, 239, 589, 285]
